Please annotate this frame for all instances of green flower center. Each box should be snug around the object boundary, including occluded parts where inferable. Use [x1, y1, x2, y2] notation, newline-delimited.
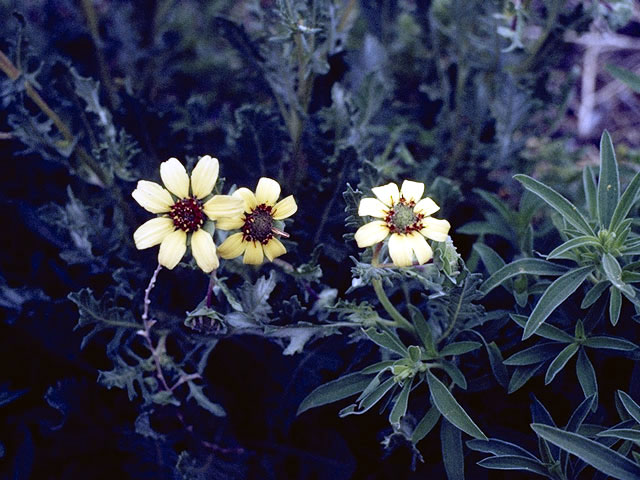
[170, 197, 205, 232]
[243, 204, 275, 244]
[385, 199, 424, 234]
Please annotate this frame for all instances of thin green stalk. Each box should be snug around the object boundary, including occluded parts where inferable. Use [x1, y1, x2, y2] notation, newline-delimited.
[371, 278, 415, 334]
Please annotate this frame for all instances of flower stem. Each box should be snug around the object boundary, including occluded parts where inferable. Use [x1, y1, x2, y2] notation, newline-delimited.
[139, 263, 171, 391]
[371, 278, 415, 334]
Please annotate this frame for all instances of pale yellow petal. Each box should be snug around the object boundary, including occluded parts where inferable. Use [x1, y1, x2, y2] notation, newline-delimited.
[421, 217, 451, 242]
[354, 220, 389, 248]
[263, 237, 287, 261]
[372, 183, 400, 207]
[400, 180, 425, 203]
[190, 155, 219, 199]
[133, 217, 174, 249]
[232, 187, 257, 211]
[160, 157, 189, 198]
[216, 215, 245, 231]
[131, 180, 173, 213]
[407, 231, 433, 265]
[255, 177, 281, 206]
[414, 197, 440, 216]
[158, 229, 187, 269]
[273, 195, 297, 220]
[190, 229, 219, 273]
[217, 232, 246, 259]
[388, 233, 413, 267]
[243, 241, 264, 265]
[358, 197, 388, 218]
[203, 195, 245, 220]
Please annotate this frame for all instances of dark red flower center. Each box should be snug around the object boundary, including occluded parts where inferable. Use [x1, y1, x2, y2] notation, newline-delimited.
[242, 204, 274, 244]
[385, 198, 424, 234]
[169, 197, 205, 232]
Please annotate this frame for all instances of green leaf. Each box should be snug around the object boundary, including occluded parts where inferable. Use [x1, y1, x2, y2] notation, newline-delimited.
[546, 236, 601, 260]
[412, 406, 441, 444]
[408, 305, 436, 355]
[441, 360, 468, 390]
[583, 336, 637, 351]
[476, 456, 551, 477]
[297, 372, 374, 415]
[610, 171, 640, 232]
[480, 259, 569, 295]
[348, 377, 395, 415]
[510, 314, 574, 342]
[603, 253, 635, 297]
[486, 342, 509, 388]
[508, 364, 545, 393]
[389, 380, 412, 425]
[582, 281, 610, 309]
[610, 286, 622, 326]
[531, 423, 640, 480]
[363, 327, 408, 356]
[576, 349, 598, 408]
[584, 166, 598, 219]
[514, 174, 595, 236]
[427, 372, 486, 440]
[523, 266, 593, 339]
[607, 64, 640, 93]
[473, 243, 506, 275]
[545, 343, 579, 385]
[598, 130, 620, 228]
[597, 429, 640, 443]
[466, 438, 539, 459]
[617, 391, 640, 425]
[441, 419, 465, 480]
[440, 341, 482, 357]
[504, 343, 562, 366]
[360, 360, 396, 374]
[474, 189, 515, 223]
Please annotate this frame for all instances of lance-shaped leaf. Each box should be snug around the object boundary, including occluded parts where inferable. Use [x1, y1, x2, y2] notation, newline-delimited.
[576, 348, 598, 408]
[504, 343, 563, 366]
[531, 423, 640, 480]
[441, 419, 464, 480]
[514, 174, 594, 236]
[584, 166, 597, 218]
[610, 286, 622, 326]
[508, 363, 545, 393]
[598, 130, 620, 228]
[467, 438, 539, 459]
[617, 391, 640, 424]
[363, 327, 408, 356]
[480, 259, 569, 295]
[297, 372, 374, 415]
[523, 266, 593, 339]
[610, 171, 640, 232]
[583, 336, 637, 351]
[473, 243, 506, 275]
[412, 406, 441, 444]
[408, 305, 436, 355]
[545, 343, 579, 385]
[341, 377, 396, 417]
[476, 456, 551, 477]
[440, 341, 482, 357]
[582, 281, 609, 309]
[546, 236, 601, 260]
[510, 314, 574, 342]
[389, 380, 412, 425]
[427, 372, 486, 440]
[597, 429, 640, 443]
[607, 64, 640, 93]
[603, 253, 635, 297]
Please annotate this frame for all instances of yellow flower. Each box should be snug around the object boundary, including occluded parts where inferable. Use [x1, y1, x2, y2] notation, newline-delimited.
[216, 177, 297, 265]
[132, 156, 244, 272]
[354, 180, 451, 267]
